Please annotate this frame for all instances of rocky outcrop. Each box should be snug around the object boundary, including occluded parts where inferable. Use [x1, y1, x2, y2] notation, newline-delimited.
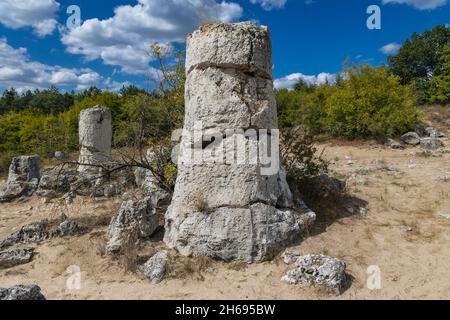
[420, 137, 444, 150]
[164, 22, 315, 263]
[36, 168, 77, 199]
[37, 165, 134, 199]
[0, 248, 34, 269]
[139, 250, 168, 284]
[0, 218, 83, 250]
[281, 254, 348, 295]
[0, 156, 40, 202]
[0, 285, 46, 300]
[77, 106, 112, 174]
[401, 132, 421, 146]
[106, 198, 159, 254]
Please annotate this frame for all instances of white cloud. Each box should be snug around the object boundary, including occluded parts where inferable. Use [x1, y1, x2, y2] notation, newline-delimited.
[274, 72, 336, 90]
[0, 0, 59, 37]
[0, 37, 103, 91]
[250, 0, 287, 10]
[61, 0, 243, 76]
[380, 42, 401, 55]
[382, 0, 447, 10]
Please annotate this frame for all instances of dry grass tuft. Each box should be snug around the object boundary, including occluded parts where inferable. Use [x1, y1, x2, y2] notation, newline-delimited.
[189, 192, 213, 214]
[166, 255, 213, 281]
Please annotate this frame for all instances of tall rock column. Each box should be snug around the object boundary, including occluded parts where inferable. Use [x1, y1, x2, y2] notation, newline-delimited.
[77, 106, 112, 173]
[164, 22, 315, 262]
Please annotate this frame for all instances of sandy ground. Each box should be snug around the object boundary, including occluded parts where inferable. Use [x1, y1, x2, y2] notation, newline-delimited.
[1, 117, 449, 300]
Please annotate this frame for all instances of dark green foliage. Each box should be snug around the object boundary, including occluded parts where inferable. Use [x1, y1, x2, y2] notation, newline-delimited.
[276, 65, 422, 141]
[388, 25, 450, 103]
[429, 45, 450, 103]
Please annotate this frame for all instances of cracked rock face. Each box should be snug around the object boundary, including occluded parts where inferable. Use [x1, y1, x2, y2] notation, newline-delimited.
[78, 106, 112, 173]
[164, 22, 315, 262]
[106, 198, 159, 254]
[0, 156, 40, 202]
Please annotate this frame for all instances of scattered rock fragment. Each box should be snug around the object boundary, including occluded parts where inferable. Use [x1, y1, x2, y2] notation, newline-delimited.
[106, 198, 159, 254]
[415, 124, 428, 137]
[0, 220, 51, 250]
[435, 176, 450, 182]
[0, 218, 83, 250]
[438, 213, 450, 220]
[400, 225, 414, 232]
[54, 151, 68, 161]
[281, 249, 301, 264]
[0, 285, 46, 300]
[425, 127, 446, 138]
[139, 250, 168, 284]
[0, 156, 40, 202]
[0, 248, 34, 269]
[57, 219, 83, 237]
[388, 139, 405, 149]
[36, 168, 77, 199]
[420, 138, 444, 150]
[401, 132, 421, 146]
[281, 254, 348, 295]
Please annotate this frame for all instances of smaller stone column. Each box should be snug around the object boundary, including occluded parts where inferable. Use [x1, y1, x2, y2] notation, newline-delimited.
[0, 156, 40, 202]
[77, 106, 112, 173]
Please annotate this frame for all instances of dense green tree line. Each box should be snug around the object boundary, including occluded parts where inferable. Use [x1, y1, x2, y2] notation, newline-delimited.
[388, 25, 450, 104]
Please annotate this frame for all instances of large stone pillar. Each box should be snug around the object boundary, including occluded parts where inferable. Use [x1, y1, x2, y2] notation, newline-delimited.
[164, 22, 315, 262]
[77, 106, 112, 173]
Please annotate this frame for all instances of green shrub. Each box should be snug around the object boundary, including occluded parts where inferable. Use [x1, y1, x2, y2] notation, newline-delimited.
[323, 66, 421, 140]
[277, 65, 423, 141]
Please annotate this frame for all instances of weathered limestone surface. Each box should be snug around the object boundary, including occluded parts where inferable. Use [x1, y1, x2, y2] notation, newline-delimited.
[0, 218, 83, 250]
[0, 285, 46, 300]
[0, 248, 34, 269]
[0, 156, 40, 202]
[106, 198, 159, 254]
[281, 254, 348, 295]
[164, 22, 315, 262]
[139, 250, 168, 284]
[78, 106, 112, 173]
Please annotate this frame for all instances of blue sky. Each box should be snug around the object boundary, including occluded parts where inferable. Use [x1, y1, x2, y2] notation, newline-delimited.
[0, 0, 448, 93]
